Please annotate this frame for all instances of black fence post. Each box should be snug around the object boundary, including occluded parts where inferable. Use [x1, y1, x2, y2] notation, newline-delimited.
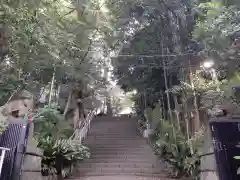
[11, 123, 30, 180]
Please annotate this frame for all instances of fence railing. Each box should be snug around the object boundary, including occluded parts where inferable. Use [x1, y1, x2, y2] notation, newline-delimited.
[0, 121, 31, 180]
[0, 147, 10, 177]
[70, 109, 97, 144]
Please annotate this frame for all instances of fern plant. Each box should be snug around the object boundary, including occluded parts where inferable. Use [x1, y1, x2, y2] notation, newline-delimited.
[39, 137, 90, 178]
[33, 105, 90, 178]
[154, 120, 204, 179]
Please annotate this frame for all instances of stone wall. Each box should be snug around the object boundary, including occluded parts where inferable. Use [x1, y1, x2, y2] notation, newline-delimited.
[0, 96, 33, 119]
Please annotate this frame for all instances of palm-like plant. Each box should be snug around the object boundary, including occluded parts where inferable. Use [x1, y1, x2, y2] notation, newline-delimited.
[39, 137, 90, 177]
[155, 120, 204, 178]
[34, 105, 91, 177]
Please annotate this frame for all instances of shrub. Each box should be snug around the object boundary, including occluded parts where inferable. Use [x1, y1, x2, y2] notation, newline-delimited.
[33, 105, 90, 178]
[154, 120, 204, 179]
[39, 137, 90, 178]
[34, 104, 73, 139]
[0, 118, 8, 135]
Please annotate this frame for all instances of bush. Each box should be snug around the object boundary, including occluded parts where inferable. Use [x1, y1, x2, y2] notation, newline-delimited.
[34, 104, 74, 139]
[154, 120, 204, 179]
[0, 118, 8, 135]
[33, 105, 90, 178]
[39, 137, 90, 178]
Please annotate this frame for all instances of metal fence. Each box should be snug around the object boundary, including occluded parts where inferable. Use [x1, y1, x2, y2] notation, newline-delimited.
[0, 119, 30, 180]
[70, 109, 97, 144]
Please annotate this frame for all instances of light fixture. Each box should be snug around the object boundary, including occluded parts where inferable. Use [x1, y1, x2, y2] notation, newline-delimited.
[203, 60, 214, 69]
[132, 89, 137, 95]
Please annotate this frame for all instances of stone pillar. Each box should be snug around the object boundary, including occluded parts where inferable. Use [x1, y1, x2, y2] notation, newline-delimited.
[200, 127, 219, 180]
[21, 122, 43, 180]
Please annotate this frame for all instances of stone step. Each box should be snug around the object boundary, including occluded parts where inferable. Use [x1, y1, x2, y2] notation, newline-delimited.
[82, 158, 160, 164]
[87, 145, 152, 150]
[70, 116, 168, 179]
[88, 134, 140, 137]
[86, 147, 151, 150]
[85, 144, 148, 147]
[89, 131, 139, 134]
[78, 162, 160, 169]
[86, 139, 147, 145]
[74, 167, 167, 177]
[77, 167, 163, 173]
[86, 139, 145, 141]
[88, 148, 153, 154]
[87, 143, 148, 146]
[89, 154, 157, 161]
[84, 143, 148, 146]
[90, 150, 154, 155]
[87, 135, 141, 138]
[86, 139, 144, 143]
[88, 136, 142, 139]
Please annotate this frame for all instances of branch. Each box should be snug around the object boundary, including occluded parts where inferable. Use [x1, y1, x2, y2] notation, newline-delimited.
[81, 39, 93, 62]
[4, 72, 30, 105]
[157, 0, 178, 20]
[62, 9, 75, 18]
[5, 86, 21, 104]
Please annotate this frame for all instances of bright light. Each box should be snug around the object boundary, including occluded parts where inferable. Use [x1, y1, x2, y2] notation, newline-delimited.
[203, 60, 214, 69]
[132, 89, 137, 95]
[119, 107, 132, 115]
[5, 56, 11, 66]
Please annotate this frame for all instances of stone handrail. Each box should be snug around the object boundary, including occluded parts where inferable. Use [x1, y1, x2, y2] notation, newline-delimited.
[70, 109, 96, 144]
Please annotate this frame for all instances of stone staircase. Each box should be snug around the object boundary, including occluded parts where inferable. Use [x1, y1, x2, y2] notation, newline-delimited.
[71, 116, 169, 179]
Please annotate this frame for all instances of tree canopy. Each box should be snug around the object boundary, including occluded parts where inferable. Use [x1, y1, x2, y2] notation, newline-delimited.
[0, 0, 117, 105]
[1, 0, 240, 115]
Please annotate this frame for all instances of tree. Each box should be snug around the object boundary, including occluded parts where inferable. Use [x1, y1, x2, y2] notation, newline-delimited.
[111, 0, 199, 119]
[193, 0, 240, 76]
[0, 0, 116, 118]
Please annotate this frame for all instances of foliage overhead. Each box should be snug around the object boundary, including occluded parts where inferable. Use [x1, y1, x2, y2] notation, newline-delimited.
[0, 0, 117, 104]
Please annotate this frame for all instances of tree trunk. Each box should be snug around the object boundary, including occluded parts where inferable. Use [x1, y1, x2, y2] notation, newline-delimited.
[106, 95, 112, 116]
[0, 23, 8, 63]
[73, 89, 85, 129]
[75, 98, 85, 129]
[56, 85, 61, 104]
[48, 71, 55, 106]
[161, 36, 173, 121]
[63, 91, 72, 116]
[173, 95, 181, 130]
[163, 58, 173, 120]
[189, 59, 200, 132]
